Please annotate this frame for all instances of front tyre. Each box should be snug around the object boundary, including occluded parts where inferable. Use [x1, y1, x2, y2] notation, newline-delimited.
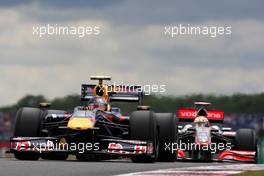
[156, 113, 178, 162]
[235, 129, 256, 151]
[129, 111, 158, 163]
[13, 107, 43, 160]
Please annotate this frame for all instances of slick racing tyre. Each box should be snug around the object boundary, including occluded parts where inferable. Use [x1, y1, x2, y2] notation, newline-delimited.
[13, 107, 43, 160]
[129, 111, 158, 163]
[156, 113, 178, 162]
[235, 129, 256, 151]
[41, 110, 68, 160]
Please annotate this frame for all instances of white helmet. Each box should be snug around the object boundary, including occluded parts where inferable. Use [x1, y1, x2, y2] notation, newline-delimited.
[194, 116, 209, 127]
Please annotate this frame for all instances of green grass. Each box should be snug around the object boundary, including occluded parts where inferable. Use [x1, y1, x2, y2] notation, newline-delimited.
[235, 171, 264, 176]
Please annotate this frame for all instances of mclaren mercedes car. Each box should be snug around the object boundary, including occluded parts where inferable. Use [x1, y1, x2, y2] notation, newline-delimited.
[177, 102, 256, 162]
[10, 76, 177, 163]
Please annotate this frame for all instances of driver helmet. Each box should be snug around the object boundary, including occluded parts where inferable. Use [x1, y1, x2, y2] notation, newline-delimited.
[194, 116, 209, 127]
[86, 96, 108, 111]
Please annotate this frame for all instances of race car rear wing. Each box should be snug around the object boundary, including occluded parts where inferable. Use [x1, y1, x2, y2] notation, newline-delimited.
[81, 84, 143, 104]
[178, 109, 225, 123]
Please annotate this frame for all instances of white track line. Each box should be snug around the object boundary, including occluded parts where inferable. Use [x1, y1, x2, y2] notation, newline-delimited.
[117, 164, 264, 176]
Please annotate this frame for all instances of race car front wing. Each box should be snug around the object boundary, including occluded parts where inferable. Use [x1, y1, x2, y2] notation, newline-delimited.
[10, 137, 153, 156]
[177, 149, 256, 162]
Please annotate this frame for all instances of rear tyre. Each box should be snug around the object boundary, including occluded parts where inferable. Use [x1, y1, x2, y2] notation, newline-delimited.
[129, 111, 158, 163]
[156, 113, 178, 162]
[13, 107, 43, 160]
[235, 129, 256, 151]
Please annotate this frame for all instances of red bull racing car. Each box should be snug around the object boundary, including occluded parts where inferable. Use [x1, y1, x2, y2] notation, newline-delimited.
[10, 76, 177, 162]
[177, 102, 256, 162]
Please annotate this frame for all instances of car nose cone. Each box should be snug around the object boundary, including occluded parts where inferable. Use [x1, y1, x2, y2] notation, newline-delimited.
[67, 117, 95, 130]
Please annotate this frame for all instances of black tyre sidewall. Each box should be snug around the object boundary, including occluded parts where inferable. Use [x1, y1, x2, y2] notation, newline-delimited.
[235, 129, 256, 151]
[129, 111, 158, 163]
[14, 107, 43, 160]
[156, 113, 178, 162]
[14, 107, 43, 137]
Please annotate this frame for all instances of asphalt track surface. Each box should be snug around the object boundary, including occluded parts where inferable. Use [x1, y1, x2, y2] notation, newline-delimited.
[0, 158, 236, 176]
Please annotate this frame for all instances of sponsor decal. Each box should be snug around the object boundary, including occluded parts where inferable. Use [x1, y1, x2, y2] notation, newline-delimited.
[178, 109, 224, 121]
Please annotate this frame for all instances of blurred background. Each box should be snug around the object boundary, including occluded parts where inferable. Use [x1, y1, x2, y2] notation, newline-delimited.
[0, 0, 263, 156]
